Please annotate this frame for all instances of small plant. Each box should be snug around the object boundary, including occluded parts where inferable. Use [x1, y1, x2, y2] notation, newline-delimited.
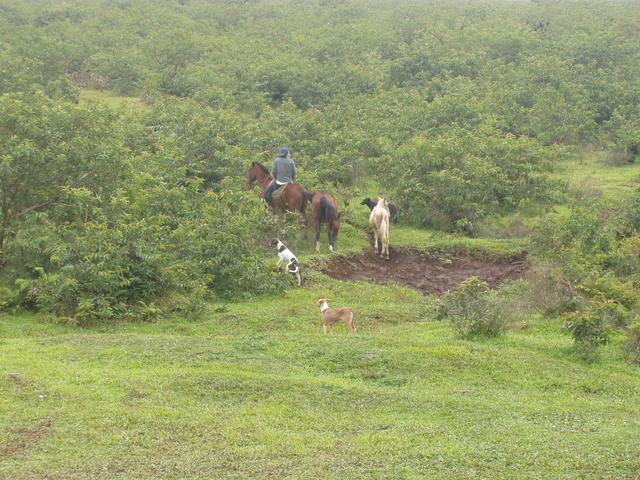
[527, 263, 580, 316]
[624, 320, 640, 365]
[564, 301, 611, 360]
[441, 276, 507, 338]
[0, 286, 17, 310]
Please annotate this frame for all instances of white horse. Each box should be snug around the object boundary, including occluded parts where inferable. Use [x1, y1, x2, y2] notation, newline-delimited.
[369, 198, 390, 260]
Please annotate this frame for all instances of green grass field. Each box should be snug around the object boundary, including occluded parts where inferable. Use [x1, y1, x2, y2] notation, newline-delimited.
[2, 124, 640, 478]
[2, 283, 640, 479]
[560, 149, 640, 202]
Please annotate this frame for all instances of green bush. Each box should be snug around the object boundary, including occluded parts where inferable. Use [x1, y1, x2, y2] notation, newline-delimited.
[441, 277, 507, 338]
[0, 285, 18, 310]
[83, 52, 144, 95]
[528, 264, 580, 316]
[531, 202, 640, 310]
[7, 180, 287, 324]
[382, 129, 564, 230]
[564, 301, 612, 360]
[624, 321, 640, 365]
[44, 75, 80, 103]
[0, 92, 130, 260]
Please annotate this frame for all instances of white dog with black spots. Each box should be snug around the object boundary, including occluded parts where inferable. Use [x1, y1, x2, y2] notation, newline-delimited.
[274, 240, 301, 286]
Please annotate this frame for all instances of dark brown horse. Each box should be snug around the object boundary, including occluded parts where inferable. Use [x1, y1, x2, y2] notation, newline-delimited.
[246, 162, 307, 214]
[306, 191, 340, 253]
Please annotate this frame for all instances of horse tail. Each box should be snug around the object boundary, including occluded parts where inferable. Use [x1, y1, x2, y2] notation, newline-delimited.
[320, 195, 336, 224]
[381, 215, 389, 244]
[304, 190, 314, 202]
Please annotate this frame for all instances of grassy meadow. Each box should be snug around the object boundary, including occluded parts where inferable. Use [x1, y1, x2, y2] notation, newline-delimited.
[2, 131, 640, 478]
[2, 283, 640, 479]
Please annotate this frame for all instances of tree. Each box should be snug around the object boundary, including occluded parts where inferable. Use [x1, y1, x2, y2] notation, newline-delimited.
[0, 93, 128, 261]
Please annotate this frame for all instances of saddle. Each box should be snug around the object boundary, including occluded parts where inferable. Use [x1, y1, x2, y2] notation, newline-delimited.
[271, 183, 288, 201]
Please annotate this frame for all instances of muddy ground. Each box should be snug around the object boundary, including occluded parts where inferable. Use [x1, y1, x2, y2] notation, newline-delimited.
[322, 248, 528, 296]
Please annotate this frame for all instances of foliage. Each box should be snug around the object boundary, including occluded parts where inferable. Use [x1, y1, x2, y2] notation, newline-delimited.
[2, 0, 640, 322]
[440, 276, 507, 338]
[531, 192, 640, 361]
[624, 320, 640, 365]
[44, 75, 80, 103]
[564, 300, 613, 360]
[527, 263, 580, 316]
[7, 180, 286, 324]
[531, 198, 640, 310]
[0, 92, 128, 258]
[381, 129, 565, 230]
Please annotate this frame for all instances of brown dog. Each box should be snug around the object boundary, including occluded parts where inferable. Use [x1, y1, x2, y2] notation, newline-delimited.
[316, 298, 356, 334]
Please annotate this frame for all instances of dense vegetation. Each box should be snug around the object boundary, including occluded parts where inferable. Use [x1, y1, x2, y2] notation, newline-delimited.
[1, 0, 640, 330]
[2, 1, 640, 478]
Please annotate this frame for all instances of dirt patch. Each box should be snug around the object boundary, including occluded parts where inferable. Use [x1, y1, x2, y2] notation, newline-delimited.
[322, 248, 528, 296]
[8, 373, 23, 385]
[0, 419, 52, 457]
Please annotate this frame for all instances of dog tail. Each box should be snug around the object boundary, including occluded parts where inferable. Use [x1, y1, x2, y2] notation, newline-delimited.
[288, 259, 301, 286]
[349, 311, 356, 333]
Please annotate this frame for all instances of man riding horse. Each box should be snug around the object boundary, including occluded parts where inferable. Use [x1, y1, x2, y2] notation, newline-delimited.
[264, 147, 296, 206]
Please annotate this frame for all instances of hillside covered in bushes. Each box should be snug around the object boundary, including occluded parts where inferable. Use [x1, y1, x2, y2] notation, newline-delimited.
[1, 0, 640, 326]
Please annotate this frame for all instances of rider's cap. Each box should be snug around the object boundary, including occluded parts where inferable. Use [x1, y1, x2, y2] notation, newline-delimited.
[278, 147, 289, 157]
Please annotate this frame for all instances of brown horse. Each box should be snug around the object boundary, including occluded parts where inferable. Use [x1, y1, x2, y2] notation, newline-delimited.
[246, 162, 307, 214]
[306, 191, 340, 253]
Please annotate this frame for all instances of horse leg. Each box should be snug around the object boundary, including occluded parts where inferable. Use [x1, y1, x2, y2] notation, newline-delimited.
[315, 221, 321, 253]
[301, 204, 308, 228]
[385, 233, 390, 260]
[331, 224, 338, 253]
[274, 205, 284, 226]
[373, 229, 379, 254]
[382, 222, 389, 259]
[328, 227, 334, 253]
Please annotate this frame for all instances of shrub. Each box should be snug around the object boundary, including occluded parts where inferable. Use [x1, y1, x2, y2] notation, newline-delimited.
[8, 180, 288, 324]
[44, 75, 80, 103]
[382, 129, 563, 230]
[564, 300, 612, 360]
[578, 273, 636, 311]
[527, 264, 580, 316]
[83, 52, 144, 95]
[441, 276, 507, 338]
[0, 285, 18, 310]
[624, 321, 640, 365]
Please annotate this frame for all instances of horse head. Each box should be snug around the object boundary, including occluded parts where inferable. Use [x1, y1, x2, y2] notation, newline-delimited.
[246, 162, 258, 187]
